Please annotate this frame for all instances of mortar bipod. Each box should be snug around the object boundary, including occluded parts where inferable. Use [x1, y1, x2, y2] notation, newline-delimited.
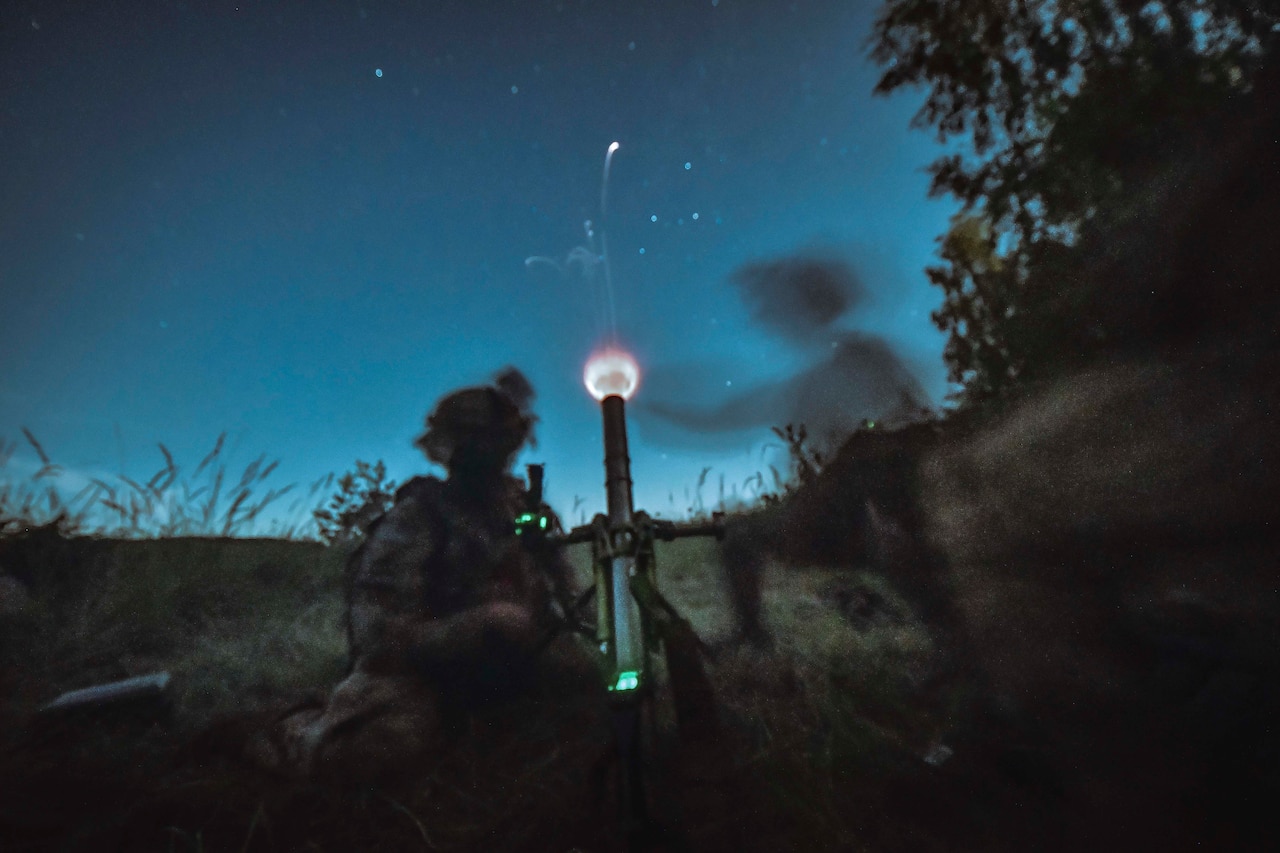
[552, 509, 725, 850]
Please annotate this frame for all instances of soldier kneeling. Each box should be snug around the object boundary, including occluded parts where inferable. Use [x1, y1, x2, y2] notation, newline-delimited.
[246, 367, 578, 781]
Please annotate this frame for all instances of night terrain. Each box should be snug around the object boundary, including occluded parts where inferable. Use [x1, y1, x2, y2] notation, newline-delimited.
[2, 326, 1277, 851]
[4, 1, 1279, 850]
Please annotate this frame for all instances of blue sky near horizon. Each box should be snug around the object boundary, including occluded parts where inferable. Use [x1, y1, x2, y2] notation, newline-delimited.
[1, 0, 957, 532]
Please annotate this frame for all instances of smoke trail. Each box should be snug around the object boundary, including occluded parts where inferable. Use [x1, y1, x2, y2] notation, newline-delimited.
[599, 141, 621, 343]
[636, 331, 925, 453]
[635, 254, 926, 454]
[524, 231, 607, 340]
[731, 255, 865, 345]
[525, 141, 623, 344]
[601, 141, 620, 220]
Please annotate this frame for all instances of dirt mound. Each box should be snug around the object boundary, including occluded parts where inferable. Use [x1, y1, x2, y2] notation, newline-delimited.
[919, 339, 1280, 849]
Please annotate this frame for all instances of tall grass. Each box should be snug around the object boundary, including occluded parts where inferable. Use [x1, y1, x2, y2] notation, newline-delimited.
[0, 425, 804, 540]
[0, 429, 333, 540]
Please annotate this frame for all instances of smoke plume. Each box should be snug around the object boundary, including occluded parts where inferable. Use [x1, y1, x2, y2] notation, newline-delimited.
[634, 253, 926, 453]
[732, 256, 865, 345]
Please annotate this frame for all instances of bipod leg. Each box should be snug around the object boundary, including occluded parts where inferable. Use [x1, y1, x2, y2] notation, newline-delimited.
[630, 573, 720, 742]
[610, 697, 692, 853]
[632, 575, 746, 850]
[661, 620, 722, 744]
[610, 699, 648, 851]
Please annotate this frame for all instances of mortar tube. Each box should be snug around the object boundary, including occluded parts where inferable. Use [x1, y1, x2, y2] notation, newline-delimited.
[601, 395, 634, 524]
[601, 394, 642, 679]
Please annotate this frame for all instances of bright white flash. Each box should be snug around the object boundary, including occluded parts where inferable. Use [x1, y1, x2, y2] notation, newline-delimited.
[584, 348, 640, 401]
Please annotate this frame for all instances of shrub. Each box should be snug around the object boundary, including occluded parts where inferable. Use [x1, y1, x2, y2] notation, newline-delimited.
[312, 460, 397, 548]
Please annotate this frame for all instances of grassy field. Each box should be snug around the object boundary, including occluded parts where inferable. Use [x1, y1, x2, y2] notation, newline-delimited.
[12, 380, 1271, 851]
[0, 522, 970, 853]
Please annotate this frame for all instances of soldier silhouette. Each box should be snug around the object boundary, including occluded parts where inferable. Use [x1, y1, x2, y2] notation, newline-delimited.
[246, 367, 578, 780]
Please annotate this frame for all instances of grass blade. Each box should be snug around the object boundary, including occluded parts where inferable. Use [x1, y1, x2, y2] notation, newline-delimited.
[238, 454, 266, 491]
[238, 799, 266, 853]
[222, 488, 250, 536]
[91, 477, 118, 498]
[120, 475, 149, 498]
[147, 466, 170, 495]
[202, 469, 224, 529]
[380, 793, 436, 849]
[21, 427, 50, 464]
[68, 481, 100, 506]
[307, 473, 334, 495]
[194, 433, 226, 480]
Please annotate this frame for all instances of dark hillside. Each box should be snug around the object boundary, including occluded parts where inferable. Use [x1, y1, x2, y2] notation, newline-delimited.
[711, 53, 1280, 850]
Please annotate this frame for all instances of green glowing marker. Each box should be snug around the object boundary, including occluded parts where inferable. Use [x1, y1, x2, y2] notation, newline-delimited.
[610, 670, 640, 692]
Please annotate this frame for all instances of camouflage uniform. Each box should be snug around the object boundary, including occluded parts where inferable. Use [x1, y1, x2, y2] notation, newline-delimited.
[347, 474, 568, 688]
[247, 369, 575, 781]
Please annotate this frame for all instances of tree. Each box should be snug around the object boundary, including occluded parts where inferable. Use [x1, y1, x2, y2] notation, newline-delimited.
[870, 0, 1279, 401]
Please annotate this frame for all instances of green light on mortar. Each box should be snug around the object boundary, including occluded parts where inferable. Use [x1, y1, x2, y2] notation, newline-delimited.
[515, 512, 545, 535]
[610, 670, 640, 692]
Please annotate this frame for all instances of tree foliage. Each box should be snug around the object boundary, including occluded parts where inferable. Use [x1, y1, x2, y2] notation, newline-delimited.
[871, 0, 1279, 400]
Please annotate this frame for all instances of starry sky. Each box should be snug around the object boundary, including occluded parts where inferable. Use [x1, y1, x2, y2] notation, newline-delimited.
[1, 0, 957, 533]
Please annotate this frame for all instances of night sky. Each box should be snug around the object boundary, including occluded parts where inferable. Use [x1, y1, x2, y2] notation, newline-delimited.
[2, 0, 956, 531]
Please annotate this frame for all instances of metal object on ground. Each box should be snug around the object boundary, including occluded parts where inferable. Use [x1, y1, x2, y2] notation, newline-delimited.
[38, 671, 173, 720]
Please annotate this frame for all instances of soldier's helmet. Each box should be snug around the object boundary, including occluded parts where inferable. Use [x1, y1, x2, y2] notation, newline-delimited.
[415, 367, 537, 470]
